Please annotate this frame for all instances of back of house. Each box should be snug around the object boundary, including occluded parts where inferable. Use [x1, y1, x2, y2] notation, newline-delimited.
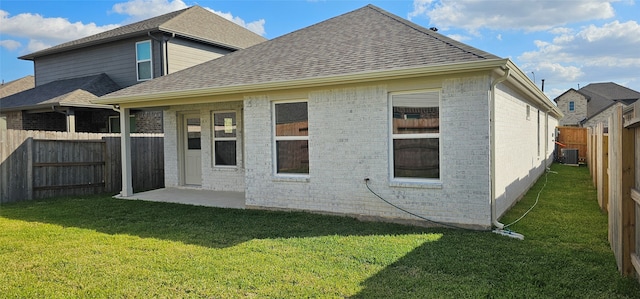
[97, 5, 561, 229]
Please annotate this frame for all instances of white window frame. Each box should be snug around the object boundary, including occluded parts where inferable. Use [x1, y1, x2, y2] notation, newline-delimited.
[136, 40, 153, 81]
[212, 110, 238, 168]
[272, 99, 309, 178]
[389, 89, 441, 183]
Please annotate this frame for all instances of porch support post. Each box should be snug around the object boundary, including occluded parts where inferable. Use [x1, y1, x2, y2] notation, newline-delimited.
[120, 108, 133, 196]
[66, 108, 76, 133]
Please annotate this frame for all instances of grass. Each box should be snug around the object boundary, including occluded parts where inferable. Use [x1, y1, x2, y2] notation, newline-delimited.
[1, 163, 639, 298]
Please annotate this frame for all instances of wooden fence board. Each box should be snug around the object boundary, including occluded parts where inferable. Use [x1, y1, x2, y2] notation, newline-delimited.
[557, 126, 588, 163]
[0, 129, 164, 203]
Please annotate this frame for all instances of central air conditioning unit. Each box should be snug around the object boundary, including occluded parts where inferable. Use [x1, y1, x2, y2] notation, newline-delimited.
[561, 148, 578, 165]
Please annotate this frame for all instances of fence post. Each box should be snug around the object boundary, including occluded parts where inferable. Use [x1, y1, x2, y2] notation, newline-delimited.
[26, 137, 34, 200]
[610, 106, 636, 276]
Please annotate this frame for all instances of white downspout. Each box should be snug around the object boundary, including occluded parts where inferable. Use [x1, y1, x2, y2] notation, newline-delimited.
[490, 67, 510, 229]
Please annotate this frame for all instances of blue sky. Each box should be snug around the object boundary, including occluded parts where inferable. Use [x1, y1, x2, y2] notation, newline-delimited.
[1, 0, 639, 99]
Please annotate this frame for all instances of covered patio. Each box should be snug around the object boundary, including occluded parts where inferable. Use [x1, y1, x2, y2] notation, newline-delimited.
[117, 187, 245, 209]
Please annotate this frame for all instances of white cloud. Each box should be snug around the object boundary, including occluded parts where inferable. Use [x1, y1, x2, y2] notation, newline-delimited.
[112, 0, 188, 22]
[0, 39, 21, 51]
[520, 20, 640, 67]
[0, 9, 119, 50]
[409, 0, 616, 33]
[519, 20, 640, 94]
[27, 39, 50, 53]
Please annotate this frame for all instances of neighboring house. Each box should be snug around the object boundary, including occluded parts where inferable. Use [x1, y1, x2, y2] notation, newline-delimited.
[96, 5, 562, 229]
[0, 76, 34, 98]
[554, 82, 640, 128]
[0, 6, 265, 133]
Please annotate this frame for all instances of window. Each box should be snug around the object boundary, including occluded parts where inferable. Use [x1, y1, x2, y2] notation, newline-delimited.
[273, 101, 309, 175]
[108, 115, 136, 133]
[391, 91, 440, 180]
[213, 112, 237, 166]
[136, 41, 152, 81]
[569, 101, 575, 112]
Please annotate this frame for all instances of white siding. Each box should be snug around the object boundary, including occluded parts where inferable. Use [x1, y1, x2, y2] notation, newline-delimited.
[167, 39, 231, 73]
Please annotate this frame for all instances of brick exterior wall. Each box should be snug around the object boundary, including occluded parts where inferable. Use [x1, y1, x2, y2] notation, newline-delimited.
[493, 83, 557, 218]
[133, 110, 163, 133]
[3, 111, 24, 130]
[556, 90, 587, 126]
[163, 102, 244, 192]
[158, 74, 559, 229]
[583, 103, 624, 128]
[242, 76, 493, 228]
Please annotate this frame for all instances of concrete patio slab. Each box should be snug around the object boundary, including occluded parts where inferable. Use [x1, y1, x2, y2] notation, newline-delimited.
[116, 187, 245, 209]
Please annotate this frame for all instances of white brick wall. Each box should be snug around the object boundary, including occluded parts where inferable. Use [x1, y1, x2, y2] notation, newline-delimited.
[243, 75, 493, 228]
[163, 102, 245, 192]
[493, 83, 557, 217]
[159, 74, 556, 229]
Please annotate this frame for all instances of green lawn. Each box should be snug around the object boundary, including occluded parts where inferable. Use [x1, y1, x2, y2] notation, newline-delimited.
[1, 164, 639, 298]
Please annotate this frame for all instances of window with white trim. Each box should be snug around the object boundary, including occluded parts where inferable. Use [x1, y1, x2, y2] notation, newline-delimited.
[273, 101, 309, 175]
[391, 91, 440, 180]
[213, 111, 237, 166]
[569, 101, 575, 112]
[136, 40, 152, 81]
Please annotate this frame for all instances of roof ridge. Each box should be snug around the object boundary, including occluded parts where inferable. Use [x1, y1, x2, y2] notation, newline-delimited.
[364, 4, 497, 60]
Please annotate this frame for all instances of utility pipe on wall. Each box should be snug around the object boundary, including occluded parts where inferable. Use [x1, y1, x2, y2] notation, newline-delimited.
[489, 66, 511, 229]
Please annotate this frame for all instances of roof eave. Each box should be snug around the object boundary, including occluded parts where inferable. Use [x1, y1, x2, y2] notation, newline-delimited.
[503, 59, 563, 119]
[94, 58, 511, 106]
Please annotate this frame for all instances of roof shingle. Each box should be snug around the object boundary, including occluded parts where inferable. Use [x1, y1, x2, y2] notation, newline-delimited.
[0, 74, 120, 111]
[0, 75, 35, 98]
[103, 5, 501, 99]
[580, 82, 640, 118]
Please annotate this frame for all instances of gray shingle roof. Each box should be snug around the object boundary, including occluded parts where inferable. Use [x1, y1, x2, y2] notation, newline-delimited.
[19, 6, 266, 60]
[0, 74, 120, 111]
[0, 75, 35, 98]
[580, 82, 640, 118]
[102, 4, 501, 100]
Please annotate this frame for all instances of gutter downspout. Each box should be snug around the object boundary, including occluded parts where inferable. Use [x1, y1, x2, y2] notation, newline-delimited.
[490, 66, 510, 230]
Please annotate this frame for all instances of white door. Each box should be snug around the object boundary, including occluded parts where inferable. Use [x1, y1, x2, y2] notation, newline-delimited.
[184, 114, 202, 185]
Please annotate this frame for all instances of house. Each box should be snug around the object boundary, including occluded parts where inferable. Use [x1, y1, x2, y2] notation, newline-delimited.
[554, 82, 640, 128]
[0, 6, 265, 133]
[0, 76, 34, 98]
[96, 5, 562, 229]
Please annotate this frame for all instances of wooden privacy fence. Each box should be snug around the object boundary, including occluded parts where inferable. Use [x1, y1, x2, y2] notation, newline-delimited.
[557, 126, 587, 163]
[0, 129, 164, 203]
[588, 104, 639, 281]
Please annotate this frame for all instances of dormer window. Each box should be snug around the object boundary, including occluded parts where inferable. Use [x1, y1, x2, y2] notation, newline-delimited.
[136, 40, 152, 81]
